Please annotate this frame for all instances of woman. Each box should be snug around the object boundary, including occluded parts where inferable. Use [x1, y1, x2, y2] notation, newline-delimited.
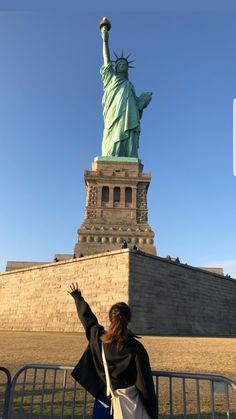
[68, 282, 158, 419]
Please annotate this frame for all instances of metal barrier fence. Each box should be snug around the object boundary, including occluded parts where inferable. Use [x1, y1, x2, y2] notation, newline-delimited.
[0, 367, 11, 419]
[7, 364, 93, 418]
[153, 370, 236, 418]
[1, 364, 236, 418]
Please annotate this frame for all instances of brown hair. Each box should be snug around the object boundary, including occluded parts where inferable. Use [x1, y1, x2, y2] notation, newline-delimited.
[101, 302, 131, 348]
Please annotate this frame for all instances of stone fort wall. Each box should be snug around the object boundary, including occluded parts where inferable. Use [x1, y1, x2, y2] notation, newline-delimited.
[0, 251, 129, 333]
[129, 252, 236, 336]
[0, 249, 235, 336]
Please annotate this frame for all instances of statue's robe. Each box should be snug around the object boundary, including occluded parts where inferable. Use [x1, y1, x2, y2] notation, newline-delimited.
[101, 63, 141, 157]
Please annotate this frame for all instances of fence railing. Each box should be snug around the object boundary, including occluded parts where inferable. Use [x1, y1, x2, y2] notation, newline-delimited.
[1, 364, 236, 418]
[153, 370, 236, 418]
[7, 364, 92, 418]
[0, 367, 11, 419]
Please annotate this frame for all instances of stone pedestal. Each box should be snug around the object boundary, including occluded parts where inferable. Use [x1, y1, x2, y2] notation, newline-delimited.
[74, 157, 156, 256]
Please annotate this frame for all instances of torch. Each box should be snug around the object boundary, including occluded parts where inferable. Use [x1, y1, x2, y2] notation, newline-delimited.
[99, 16, 111, 32]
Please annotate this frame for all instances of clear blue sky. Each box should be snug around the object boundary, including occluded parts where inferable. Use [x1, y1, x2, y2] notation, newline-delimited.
[0, 0, 236, 277]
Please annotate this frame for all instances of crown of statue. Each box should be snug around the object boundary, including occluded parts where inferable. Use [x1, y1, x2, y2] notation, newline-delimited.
[112, 50, 135, 69]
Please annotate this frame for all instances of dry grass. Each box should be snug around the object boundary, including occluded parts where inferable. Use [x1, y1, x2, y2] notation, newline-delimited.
[0, 332, 235, 379]
[0, 332, 236, 418]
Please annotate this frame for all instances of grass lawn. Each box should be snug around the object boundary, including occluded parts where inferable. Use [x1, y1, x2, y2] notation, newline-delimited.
[0, 332, 236, 418]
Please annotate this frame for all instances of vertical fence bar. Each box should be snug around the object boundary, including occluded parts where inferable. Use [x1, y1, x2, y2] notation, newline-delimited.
[196, 378, 201, 419]
[210, 381, 215, 419]
[2, 380, 10, 419]
[40, 368, 47, 417]
[226, 383, 230, 419]
[182, 378, 187, 418]
[29, 368, 37, 416]
[6, 380, 15, 418]
[169, 377, 173, 417]
[50, 369, 57, 417]
[61, 369, 67, 418]
[156, 376, 159, 416]
[0, 367, 11, 419]
[19, 368, 27, 414]
[71, 378, 77, 419]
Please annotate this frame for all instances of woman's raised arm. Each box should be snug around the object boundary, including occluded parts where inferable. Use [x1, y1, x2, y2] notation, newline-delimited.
[68, 282, 99, 340]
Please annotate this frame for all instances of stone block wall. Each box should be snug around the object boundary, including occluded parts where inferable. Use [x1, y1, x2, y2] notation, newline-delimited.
[129, 252, 236, 336]
[0, 249, 236, 336]
[0, 251, 129, 332]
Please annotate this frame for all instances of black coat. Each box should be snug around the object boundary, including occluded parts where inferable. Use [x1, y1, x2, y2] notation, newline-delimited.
[71, 290, 158, 419]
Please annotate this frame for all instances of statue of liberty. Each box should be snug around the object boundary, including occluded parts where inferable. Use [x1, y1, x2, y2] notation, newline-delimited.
[99, 17, 152, 158]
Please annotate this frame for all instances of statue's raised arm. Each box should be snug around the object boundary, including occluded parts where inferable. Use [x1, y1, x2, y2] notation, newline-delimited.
[99, 17, 152, 158]
[100, 17, 111, 66]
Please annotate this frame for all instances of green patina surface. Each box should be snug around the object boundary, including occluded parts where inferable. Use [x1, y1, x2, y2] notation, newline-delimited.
[94, 156, 141, 163]
[100, 18, 152, 159]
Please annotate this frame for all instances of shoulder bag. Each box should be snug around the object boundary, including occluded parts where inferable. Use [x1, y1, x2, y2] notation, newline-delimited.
[101, 343, 151, 419]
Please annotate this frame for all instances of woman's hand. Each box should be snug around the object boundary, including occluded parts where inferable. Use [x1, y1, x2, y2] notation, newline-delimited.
[68, 282, 81, 294]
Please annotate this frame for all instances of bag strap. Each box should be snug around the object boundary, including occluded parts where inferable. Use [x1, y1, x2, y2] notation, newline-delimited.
[101, 343, 115, 398]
